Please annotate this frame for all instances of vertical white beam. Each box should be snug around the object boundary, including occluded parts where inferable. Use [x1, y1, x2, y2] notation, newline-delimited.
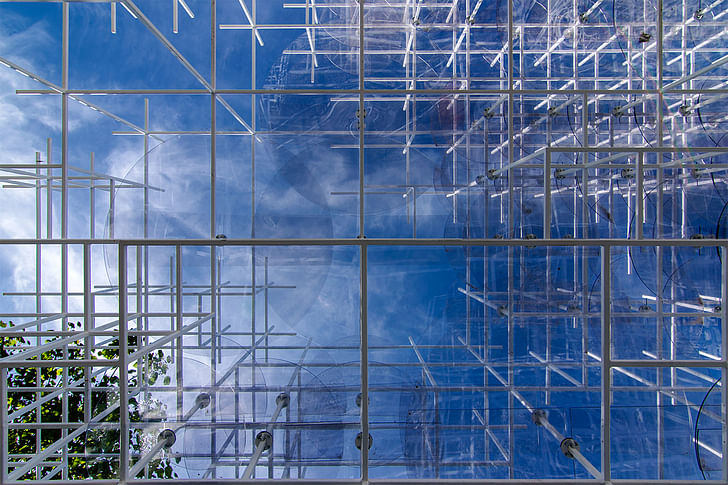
[60, 4, 70, 477]
[175, 245, 183, 426]
[722, 246, 728, 483]
[61, 3, 68, 242]
[109, 179, 115, 238]
[46, 138, 52, 239]
[601, 245, 611, 481]
[0, 368, 7, 483]
[210, 0, 218, 477]
[636, 153, 644, 239]
[360, 244, 369, 480]
[118, 244, 129, 481]
[544, 151, 551, 238]
[83, 243, 91, 428]
[358, 0, 365, 238]
[90, 153, 95, 238]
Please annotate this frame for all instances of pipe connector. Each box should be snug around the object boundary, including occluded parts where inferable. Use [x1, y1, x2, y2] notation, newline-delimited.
[276, 393, 290, 408]
[196, 392, 211, 409]
[158, 429, 176, 448]
[560, 437, 580, 458]
[255, 431, 273, 451]
[531, 409, 546, 425]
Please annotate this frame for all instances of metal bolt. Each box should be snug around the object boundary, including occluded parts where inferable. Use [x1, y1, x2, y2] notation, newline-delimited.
[276, 393, 290, 408]
[531, 409, 546, 425]
[196, 392, 211, 409]
[355, 432, 372, 450]
[497, 305, 509, 317]
[158, 429, 176, 448]
[255, 431, 273, 451]
[560, 437, 580, 458]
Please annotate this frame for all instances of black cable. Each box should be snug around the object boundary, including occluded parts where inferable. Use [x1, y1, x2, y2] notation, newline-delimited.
[623, 179, 674, 295]
[694, 377, 720, 480]
[715, 198, 728, 263]
[586, 270, 601, 313]
[694, 93, 728, 205]
[560, 104, 607, 223]
[566, 104, 583, 148]
[632, 107, 654, 148]
[553, 175, 584, 226]
[611, 0, 648, 82]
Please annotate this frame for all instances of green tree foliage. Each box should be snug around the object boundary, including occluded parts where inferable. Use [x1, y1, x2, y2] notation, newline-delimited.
[0, 320, 177, 480]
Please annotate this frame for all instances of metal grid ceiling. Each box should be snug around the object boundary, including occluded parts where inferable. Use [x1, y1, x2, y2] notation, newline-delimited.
[0, 0, 727, 483]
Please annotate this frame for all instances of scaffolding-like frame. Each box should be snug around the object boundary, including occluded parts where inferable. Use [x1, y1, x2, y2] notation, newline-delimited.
[0, 0, 727, 483]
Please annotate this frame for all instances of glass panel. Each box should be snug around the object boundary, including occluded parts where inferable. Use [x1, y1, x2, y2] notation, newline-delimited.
[1, 0, 727, 483]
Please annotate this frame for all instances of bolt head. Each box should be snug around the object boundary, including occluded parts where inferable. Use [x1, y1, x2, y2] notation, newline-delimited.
[196, 392, 211, 408]
[158, 429, 177, 448]
[276, 393, 290, 408]
[355, 432, 373, 450]
[560, 437, 580, 458]
[255, 431, 273, 451]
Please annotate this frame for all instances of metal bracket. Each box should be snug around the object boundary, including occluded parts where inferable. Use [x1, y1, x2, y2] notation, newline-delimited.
[255, 431, 273, 451]
[158, 429, 177, 449]
[355, 432, 373, 450]
[560, 437, 580, 458]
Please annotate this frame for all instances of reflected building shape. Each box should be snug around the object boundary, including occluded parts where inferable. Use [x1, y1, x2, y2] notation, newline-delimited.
[0, 0, 726, 483]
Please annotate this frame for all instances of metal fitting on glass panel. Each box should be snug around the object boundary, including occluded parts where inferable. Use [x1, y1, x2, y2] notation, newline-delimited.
[560, 437, 580, 458]
[531, 409, 547, 425]
[255, 431, 273, 451]
[196, 392, 211, 409]
[158, 429, 177, 448]
[276, 393, 290, 408]
[356, 393, 370, 408]
[355, 432, 373, 450]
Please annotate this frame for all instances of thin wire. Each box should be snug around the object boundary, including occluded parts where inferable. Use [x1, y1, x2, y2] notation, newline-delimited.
[694, 377, 721, 480]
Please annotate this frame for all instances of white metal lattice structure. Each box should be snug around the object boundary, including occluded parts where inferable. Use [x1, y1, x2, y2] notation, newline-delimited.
[0, 0, 726, 483]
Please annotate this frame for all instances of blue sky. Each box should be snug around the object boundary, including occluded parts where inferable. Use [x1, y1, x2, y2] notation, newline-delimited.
[0, 0, 726, 481]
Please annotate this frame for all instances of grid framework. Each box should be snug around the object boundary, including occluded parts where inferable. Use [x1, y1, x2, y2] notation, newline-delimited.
[0, 0, 727, 483]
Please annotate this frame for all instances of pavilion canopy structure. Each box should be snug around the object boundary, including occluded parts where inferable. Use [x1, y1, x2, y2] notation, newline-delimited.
[0, 0, 726, 483]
